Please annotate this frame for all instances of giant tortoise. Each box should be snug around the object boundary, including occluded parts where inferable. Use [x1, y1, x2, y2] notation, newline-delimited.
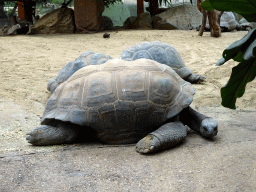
[27, 59, 218, 154]
[47, 51, 112, 94]
[239, 18, 253, 31]
[121, 41, 205, 84]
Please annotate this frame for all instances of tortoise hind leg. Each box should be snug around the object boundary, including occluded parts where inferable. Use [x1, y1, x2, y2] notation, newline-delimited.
[26, 123, 79, 146]
[136, 122, 187, 154]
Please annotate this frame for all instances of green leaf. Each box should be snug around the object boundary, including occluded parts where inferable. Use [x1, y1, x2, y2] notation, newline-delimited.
[233, 52, 245, 62]
[200, 0, 214, 12]
[243, 38, 256, 60]
[218, 27, 256, 65]
[221, 59, 256, 109]
[201, 0, 256, 22]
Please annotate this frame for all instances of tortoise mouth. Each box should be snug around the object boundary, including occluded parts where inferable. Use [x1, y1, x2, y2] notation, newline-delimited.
[201, 125, 218, 138]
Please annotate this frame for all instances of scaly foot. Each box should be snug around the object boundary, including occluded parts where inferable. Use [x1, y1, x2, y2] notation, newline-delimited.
[26, 124, 78, 145]
[136, 122, 187, 154]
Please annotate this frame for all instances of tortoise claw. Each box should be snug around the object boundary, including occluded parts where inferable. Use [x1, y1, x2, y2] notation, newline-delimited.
[136, 135, 161, 154]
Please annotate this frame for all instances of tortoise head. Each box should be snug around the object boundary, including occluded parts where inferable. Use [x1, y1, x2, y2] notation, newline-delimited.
[200, 117, 218, 138]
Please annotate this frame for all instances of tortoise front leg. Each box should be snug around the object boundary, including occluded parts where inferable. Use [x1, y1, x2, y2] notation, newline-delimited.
[136, 122, 187, 154]
[184, 73, 206, 84]
[26, 122, 79, 145]
[179, 106, 218, 138]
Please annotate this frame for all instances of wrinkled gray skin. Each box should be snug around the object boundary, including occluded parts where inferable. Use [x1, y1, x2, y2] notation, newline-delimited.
[47, 52, 112, 94]
[120, 41, 205, 84]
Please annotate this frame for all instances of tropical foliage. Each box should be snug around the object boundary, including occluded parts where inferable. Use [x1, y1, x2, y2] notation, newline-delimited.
[201, 0, 256, 109]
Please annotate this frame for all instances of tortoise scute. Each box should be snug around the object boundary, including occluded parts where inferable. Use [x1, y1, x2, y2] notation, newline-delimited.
[120, 41, 197, 80]
[98, 58, 111, 64]
[65, 60, 85, 79]
[86, 72, 116, 107]
[132, 50, 153, 60]
[78, 51, 95, 58]
[165, 82, 195, 118]
[165, 47, 184, 67]
[97, 100, 167, 144]
[120, 50, 134, 60]
[149, 71, 181, 105]
[90, 53, 104, 59]
[67, 65, 99, 82]
[56, 61, 74, 82]
[118, 71, 147, 101]
[148, 47, 168, 64]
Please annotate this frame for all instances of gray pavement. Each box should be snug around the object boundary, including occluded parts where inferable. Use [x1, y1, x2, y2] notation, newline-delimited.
[0, 100, 255, 191]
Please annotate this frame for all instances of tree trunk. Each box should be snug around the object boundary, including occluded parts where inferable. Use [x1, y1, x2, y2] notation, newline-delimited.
[207, 9, 221, 37]
[197, 0, 222, 37]
[149, 0, 159, 17]
[137, 0, 144, 15]
[17, 0, 34, 22]
[217, 11, 224, 25]
[74, 0, 104, 33]
[198, 9, 206, 36]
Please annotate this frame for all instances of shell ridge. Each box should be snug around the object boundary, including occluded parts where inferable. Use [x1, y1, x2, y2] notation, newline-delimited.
[80, 76, 86, 109]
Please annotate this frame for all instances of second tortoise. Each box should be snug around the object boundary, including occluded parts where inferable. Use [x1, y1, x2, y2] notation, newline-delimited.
[47, 51, 112, 94]
[121, 41, 205, 84]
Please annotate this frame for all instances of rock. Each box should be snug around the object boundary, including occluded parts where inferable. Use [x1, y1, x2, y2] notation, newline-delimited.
[123, 13, 152, 29]
[133, 12, 152, 29]
[102, 16, 114, 30]
[155, 3, 202, 30]
[123, 16, 137, 29]
[152, 16, 177, 30]
[28, 8, 75, 34]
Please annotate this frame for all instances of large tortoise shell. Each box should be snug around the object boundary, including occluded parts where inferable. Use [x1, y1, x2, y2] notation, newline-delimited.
[120, 41, 192, 79]
[42, 59, 195, 144]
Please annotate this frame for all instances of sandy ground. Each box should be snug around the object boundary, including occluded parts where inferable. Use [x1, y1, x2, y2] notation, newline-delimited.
[1, 29, 255, 115]
[0, 29, 256, 191]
